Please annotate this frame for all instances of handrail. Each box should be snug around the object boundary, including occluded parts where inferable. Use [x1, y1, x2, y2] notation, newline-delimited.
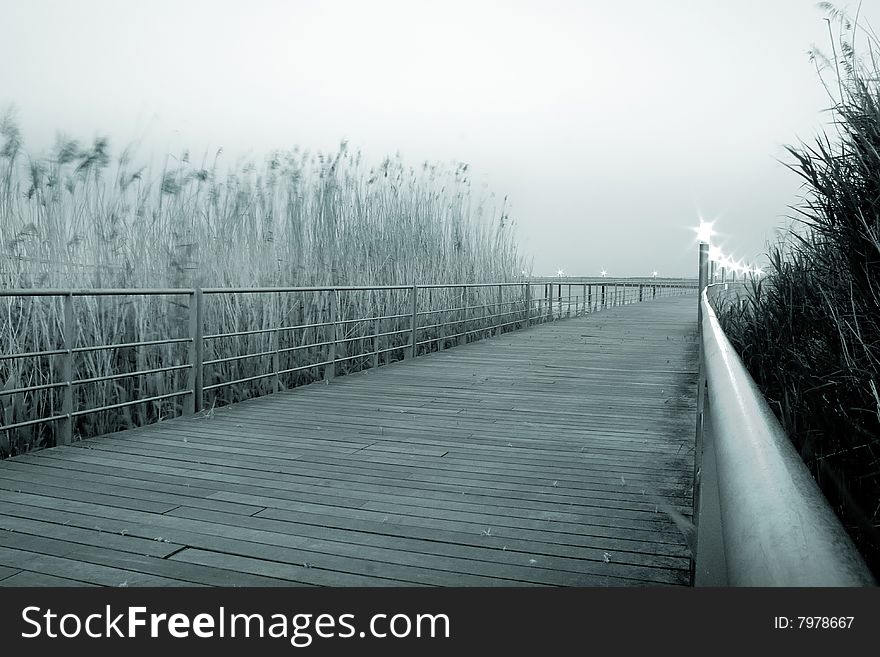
[695, 283, 875, 585]
[2, 280, 694, 451]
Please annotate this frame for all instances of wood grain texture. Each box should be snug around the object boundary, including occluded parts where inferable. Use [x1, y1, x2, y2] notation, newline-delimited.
[0, 296, 699, 586]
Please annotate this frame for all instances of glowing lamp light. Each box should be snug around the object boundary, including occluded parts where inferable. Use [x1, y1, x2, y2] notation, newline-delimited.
[651, 270, 658, 278]
[556, 269, 565, 277]
[695, 220, 715, 244]
[600, 269, 607, 278]
[708, 246, 723, 263]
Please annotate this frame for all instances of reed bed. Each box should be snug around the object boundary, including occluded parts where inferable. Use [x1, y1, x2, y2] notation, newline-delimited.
[0, 115, 529, 456]
[715, 9, 880, 576]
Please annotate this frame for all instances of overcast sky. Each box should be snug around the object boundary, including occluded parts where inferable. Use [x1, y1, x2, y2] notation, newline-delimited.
[1, 0, 876, 277]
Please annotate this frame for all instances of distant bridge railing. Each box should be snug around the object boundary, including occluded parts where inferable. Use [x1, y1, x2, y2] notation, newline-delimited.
[1, 280, 695, 452]
[692, 246, 874, 585]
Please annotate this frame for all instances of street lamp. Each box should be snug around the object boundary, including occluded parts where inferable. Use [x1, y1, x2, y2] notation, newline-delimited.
[695, 219, 714, 244]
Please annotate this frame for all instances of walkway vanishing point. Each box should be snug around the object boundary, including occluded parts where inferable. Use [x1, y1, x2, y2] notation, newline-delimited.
[0, 294, 699, 587]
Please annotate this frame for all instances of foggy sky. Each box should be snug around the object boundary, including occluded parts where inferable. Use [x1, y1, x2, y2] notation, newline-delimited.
[1, 0, 875, 277]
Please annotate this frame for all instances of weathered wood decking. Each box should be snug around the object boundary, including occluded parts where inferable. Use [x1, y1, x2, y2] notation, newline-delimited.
[0, 296, 699, 586]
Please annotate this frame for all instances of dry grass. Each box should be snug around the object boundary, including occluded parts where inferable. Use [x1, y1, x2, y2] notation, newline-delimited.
[716, 7, 880, 576]
[0, 118, 528, 456]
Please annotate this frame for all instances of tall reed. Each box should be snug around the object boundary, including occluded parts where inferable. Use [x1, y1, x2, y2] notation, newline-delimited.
[0, 118, 527, 456]
[716, 8, 880, 576]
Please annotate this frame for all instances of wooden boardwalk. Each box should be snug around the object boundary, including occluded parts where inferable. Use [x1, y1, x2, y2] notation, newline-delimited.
[0, 296, 699, 587]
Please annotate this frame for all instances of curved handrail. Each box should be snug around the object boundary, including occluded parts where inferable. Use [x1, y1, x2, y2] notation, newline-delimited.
[699, 284, 875, 585]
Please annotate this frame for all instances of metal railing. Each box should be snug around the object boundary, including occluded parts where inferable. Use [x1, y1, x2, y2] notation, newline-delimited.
[1, 280, 694, 451]
[692, 244, 874, 585]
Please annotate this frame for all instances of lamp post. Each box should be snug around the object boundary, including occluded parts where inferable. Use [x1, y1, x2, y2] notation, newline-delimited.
[696, 221, 712, 323]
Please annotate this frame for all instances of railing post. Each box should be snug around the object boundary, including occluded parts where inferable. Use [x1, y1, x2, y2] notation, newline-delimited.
[372, 313, 380, 370]
[495, 285, 503, 336]
[457, 287, 464, 339]
[540, 284, 545, 321]
[698, 243, 709, 325]
[410, 284, 419, 358]
[587, 285, 592, 312]
[325, 290, 337, 380]
[58, 293, 74, 446]
[271, 294, 281, 393]
[271, 329, 280, 392]
[186, 288, 204, 415]
[524, 283, 531, 327]
[601, 284, 606, 309]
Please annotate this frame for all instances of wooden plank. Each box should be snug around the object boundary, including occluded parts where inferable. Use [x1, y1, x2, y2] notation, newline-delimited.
[19, 449, 692, 532]
[0, 571, 99, 587]
[0, 545, 196, 587]
[0, 491, 554, 585]
[134, 417, 696, 464]
[0, 476, 180, 514]
[0, 482, 688, 584]
[0, 565, 20, 582]
[170, 549, 421, 587]
[0, 469, 265, 517]
[53, 445, 692, 526]
[71, 438, 690, 496]
[0, 513, 184, 558]
[32, 444, 692, 509]
[88, 409, 694, 456]
[0, 531, 292, 587]
[165, 509, 682, 586]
